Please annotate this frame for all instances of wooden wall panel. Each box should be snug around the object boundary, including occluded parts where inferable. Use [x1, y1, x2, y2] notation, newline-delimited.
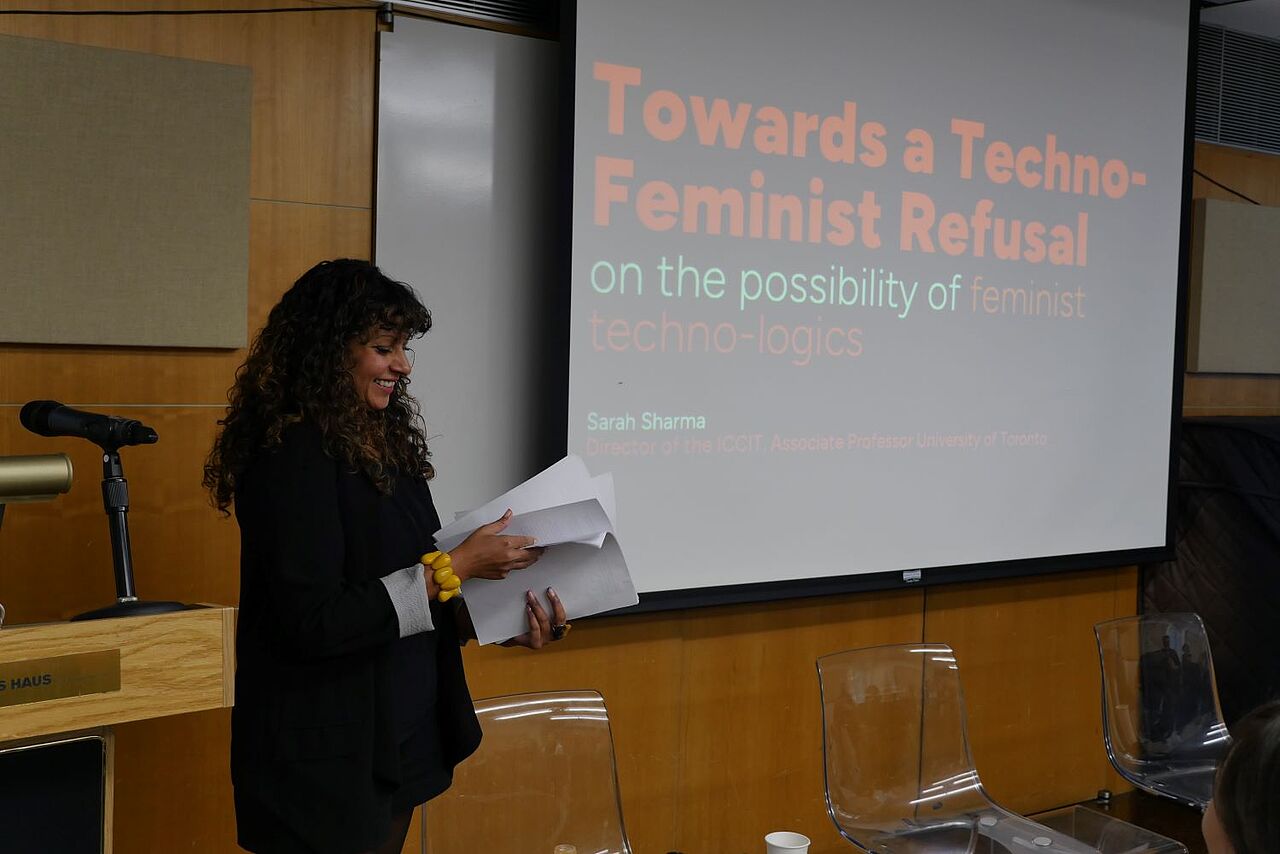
[1194, 141, 1280, 207]
[1184, 373, 1280, 416]
[113, 709, 237, 854]
[924, 568, 1138, 815]
[459, 609, 687, 854]
[456, 589, 922, 854]
[675, 591, 922, 854]
[245, 202, 376, 337]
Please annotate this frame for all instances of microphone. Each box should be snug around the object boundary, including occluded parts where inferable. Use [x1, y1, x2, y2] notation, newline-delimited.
[20, 400, 159, 449]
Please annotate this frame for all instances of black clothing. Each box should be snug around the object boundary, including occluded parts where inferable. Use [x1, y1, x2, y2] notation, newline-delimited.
[383, 471, 440, 738]
[382, 470, 452, 809]
[231, 422, 481, 854]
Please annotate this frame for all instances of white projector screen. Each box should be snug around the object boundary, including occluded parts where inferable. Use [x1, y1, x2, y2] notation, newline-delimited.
[567, 0, 1192, 599]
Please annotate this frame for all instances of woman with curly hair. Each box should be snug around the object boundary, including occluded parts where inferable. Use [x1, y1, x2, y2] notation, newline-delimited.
[205, 259, 562, 854]
[1202, 700, 1280, 854]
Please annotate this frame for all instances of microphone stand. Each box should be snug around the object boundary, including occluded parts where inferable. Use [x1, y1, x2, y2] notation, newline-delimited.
[72, 446, 187, 621]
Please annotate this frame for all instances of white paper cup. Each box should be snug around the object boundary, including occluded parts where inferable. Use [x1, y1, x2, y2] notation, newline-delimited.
[765, 831, 810, 853]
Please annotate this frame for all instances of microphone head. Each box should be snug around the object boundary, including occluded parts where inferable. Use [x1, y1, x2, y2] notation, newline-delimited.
[19, 400, 63, 437]
[130, 423, 160, 445]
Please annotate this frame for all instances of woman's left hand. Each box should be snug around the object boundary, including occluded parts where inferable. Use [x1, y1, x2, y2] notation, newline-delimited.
[502, 587, 569, 649]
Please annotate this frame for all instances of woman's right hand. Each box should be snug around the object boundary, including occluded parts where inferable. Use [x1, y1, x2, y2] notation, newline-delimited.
[449, 509, 544, 581]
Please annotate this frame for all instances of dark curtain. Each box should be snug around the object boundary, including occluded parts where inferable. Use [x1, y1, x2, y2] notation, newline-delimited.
[1142, 417, 1280, 725]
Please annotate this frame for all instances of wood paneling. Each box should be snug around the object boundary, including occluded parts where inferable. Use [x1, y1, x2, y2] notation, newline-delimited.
[1184, 372, 1280, 416]
[675, 591, 922, 854]
[1194, 141, 1280, 207]
[460, 608, 687, 854]
[245, 201, 375, 339]
[456, 589, 922, 854]
[925, 567, 1137, 814]
[113, 709, 237, 854]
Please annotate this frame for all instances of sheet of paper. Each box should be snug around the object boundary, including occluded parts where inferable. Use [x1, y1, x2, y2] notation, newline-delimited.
[460, 534, 638, 645]
[435, 456, 598, 543]
[434, 455, 635, 645]
[435, 498, 611, 553]
[573, 473, 616, 547]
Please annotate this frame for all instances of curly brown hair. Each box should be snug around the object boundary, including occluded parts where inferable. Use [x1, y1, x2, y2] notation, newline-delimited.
[204, 259, 434, 513]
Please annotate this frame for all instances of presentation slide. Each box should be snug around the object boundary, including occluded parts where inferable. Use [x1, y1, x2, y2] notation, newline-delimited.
[569, 0, 1190, 595]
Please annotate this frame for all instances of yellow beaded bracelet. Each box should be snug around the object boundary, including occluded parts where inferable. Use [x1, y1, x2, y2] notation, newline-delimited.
[421, 550, 461, 602]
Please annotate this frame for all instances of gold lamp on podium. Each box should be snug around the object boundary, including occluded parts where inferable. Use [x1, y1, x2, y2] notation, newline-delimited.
[0, 453, 74, 626]
[0, 452, 74, 517]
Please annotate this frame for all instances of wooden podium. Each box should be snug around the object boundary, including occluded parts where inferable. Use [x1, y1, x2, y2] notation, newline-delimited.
[0, 606, 235, 853]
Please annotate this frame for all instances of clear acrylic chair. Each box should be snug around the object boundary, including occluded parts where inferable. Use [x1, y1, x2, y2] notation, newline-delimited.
[1094, 613, 1231, 809]
[816, 643, 1186, 854]
[424, 689, 633, 854]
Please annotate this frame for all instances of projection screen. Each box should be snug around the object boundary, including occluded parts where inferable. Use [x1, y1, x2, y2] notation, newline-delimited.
[566, 0, 1192, 602]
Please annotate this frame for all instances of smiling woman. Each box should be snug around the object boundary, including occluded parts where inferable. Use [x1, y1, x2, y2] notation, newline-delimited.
[349, 330, 415, 411]
[204, 259, 437, 500]
[202, 259, 566, 854]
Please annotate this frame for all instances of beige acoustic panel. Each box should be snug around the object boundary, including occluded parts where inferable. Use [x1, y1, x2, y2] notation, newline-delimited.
[1187, 198, 1280, 374]
[1183, 143, 1280, 414]
[0, 34, 250, 348]
[0, 201, 373, 408]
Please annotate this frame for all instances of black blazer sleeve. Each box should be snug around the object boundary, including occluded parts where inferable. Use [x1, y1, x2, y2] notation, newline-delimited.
[237, 423, 401, 660]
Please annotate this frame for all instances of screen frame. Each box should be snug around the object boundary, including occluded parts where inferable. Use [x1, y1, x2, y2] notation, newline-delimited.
[558, 0, 1198, 614]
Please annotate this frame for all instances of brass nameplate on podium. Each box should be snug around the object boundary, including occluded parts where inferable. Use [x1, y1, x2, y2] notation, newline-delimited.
[0, 650, 120, 707]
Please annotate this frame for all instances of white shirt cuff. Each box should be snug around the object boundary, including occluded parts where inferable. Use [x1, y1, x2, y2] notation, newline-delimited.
[380, 564, 435, 637]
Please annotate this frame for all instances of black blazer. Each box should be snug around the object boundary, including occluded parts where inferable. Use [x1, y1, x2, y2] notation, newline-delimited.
[231, 422, 481, 854]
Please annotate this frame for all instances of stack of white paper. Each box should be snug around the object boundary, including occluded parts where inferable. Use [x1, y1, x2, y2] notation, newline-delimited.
[434, 456, 637, 645]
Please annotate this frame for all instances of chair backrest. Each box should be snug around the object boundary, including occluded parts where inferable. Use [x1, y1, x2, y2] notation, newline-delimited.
[425, 689, 632, 854]
[817, 643, 1189, 854]
[817, 643, 987, 851]
[1094, 613, 1230, 808]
